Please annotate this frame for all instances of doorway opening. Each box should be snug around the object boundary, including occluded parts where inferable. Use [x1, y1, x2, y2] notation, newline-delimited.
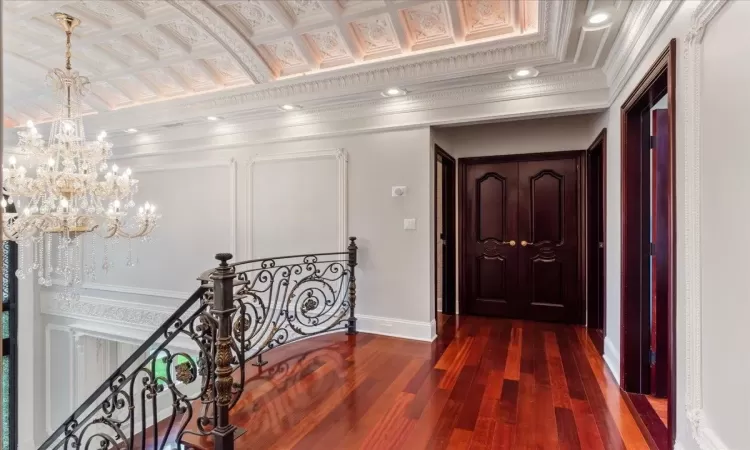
[620, 40, 676, 450]
[458, 151, 585, 324]
[435, 145, 456, 322]
[586, 129, 606, 355]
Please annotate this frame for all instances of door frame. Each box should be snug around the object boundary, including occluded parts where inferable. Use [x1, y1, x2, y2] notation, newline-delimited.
[458, 150, 586, 321]
[434, 145, 457, 315]
[620, 40, 676, 448]
[586, 128, 607, 354]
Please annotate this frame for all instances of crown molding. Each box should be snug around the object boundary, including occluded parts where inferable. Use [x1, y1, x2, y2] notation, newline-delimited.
[102, 69, 607, 157]
[603, 0, 681, 103]
[683, 1, 730, 449]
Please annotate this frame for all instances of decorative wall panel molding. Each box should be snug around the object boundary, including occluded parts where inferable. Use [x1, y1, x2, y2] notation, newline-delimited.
[134, 158, 238, 257]
[45, 159, 239, 297]
[45, 324, 75, 435]
[246, 148, 348, 259]
[683, 1, 730, 449]
[78, 282, 191, 300]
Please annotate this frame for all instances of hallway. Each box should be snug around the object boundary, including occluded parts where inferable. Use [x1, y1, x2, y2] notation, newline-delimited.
[187, 315, 651, 449]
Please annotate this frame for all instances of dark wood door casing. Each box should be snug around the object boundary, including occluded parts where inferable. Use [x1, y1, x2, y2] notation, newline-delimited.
[586, 129, 607, 355]
[620, 39, 676, 449]
[435, 146, 457, 315]
[459, 151, 584, 324]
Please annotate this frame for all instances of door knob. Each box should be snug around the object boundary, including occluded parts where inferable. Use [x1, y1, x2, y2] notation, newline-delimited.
[508, 240, 516, 247]
[521, 240, 533, 247]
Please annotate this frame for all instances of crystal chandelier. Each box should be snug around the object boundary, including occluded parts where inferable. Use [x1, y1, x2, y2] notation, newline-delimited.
[2, 13, 160, 301]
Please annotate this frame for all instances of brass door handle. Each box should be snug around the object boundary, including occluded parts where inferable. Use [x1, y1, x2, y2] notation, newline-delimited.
[521, 240, 534, 247]
[508, 240, 516, 247]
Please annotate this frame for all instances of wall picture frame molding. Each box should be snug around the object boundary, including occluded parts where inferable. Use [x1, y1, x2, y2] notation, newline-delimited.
[683, 1, 729, 449]
[45, 324, 75, 435]
[46, 158, 239, 298]
[245, 148, 348, 260]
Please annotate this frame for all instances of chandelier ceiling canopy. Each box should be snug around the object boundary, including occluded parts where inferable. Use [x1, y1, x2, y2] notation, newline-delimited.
[2, 13, 160, 300]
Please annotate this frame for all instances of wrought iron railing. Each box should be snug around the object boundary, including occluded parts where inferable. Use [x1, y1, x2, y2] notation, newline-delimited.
[38, 237, 358, 450]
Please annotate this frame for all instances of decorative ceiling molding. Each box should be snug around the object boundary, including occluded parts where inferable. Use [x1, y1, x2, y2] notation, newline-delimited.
[165, 0, 271, 83]
[603, 0, 681, 102]
[2, 0, 662, 151]
[3, 0, 553, 126]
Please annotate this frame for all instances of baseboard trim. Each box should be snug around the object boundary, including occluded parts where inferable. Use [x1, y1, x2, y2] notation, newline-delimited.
[603, 336, 621, 384]
[357, 314, 436, 342]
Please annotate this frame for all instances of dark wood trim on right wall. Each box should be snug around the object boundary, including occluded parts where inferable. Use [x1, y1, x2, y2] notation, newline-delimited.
[619, 39, 676, 450]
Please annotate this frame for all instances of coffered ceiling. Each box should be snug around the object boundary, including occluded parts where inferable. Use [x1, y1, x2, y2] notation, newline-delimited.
[1, 0, 649, 144]
[2, 0, 542, 124]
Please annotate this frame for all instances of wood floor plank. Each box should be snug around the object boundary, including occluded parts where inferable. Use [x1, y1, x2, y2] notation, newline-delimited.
[360, 391, 417, 450]
[570, 398, 607, 450]
[178, 315, 653, 450]
[555, 407, 582, 450]
[545, 330, 573, 409]
[337, 358, 425, 448]
[503, 326, 523, 381]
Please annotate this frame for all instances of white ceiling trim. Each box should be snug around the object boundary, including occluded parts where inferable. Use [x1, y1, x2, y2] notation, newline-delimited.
[603, 0, 682, 103]
[100, 69, 608, 160]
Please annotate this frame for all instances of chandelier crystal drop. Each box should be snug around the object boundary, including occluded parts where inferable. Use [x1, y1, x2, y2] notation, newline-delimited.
[2, 13, 160, 301]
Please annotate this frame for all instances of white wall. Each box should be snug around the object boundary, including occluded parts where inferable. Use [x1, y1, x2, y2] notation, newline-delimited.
[699, 2, 750, 448]
[438, 114, 599, 158]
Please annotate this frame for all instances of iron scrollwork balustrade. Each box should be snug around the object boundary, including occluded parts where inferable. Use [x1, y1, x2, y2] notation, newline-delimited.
[38, 287, 223, 450]
[39, 238, 359, 450]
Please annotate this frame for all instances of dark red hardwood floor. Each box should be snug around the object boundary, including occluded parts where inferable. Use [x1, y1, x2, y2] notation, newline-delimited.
[184, 315, 652, 449]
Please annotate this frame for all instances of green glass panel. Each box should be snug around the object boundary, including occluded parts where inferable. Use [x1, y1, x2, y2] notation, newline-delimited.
[2, 242, 9, 304]
[2, 355, 9, 450]
[1, 313, 8, 340]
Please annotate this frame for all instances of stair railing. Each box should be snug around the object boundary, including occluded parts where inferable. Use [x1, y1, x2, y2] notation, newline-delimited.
[38, 237, 358, 450]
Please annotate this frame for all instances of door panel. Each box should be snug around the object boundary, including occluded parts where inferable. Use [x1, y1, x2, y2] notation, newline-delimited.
[518, 158, 580, 323]
[465, 162, 519, 316]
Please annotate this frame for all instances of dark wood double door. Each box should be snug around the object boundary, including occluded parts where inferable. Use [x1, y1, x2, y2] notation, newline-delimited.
[461, 153, 582, 324]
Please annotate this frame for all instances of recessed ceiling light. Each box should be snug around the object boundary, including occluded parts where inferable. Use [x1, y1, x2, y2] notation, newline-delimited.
[125, 128, 138, 133]
[508, 67, 539, 80]
[206, 116, 220, 121]
[588, 11, 611, 25]
[381, 87, 406, 97]
[280, 104, 301, 111]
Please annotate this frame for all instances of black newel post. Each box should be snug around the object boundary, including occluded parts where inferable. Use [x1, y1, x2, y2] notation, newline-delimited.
[211, 253, 237, 450]
[346, 237, 358, 335]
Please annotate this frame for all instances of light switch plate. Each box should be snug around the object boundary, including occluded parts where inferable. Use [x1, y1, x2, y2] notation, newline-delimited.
[392, 186, 407, 197]
[404, 218, 417, 230]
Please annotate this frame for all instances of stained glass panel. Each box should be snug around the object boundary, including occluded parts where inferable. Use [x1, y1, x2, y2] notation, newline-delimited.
[2, 241, 8, 304]
[2, 355, 9, 450]
[1, 313, 7, 340]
